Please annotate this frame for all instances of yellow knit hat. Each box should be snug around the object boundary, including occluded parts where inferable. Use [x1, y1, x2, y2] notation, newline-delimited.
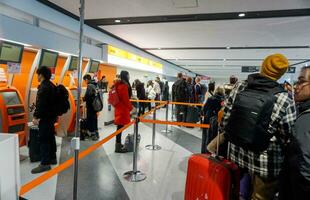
[260, 54, 289, 80]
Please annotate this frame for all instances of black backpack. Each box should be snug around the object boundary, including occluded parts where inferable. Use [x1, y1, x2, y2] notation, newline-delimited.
[92, 91, 103, 112]
[54, 84, 70, 116]
[224, 85, 284, 152]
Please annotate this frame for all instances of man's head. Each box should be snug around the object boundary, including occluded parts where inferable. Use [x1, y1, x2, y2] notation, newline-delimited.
[36, 66, 52, 83]
[195, 77, 201, 84]
[294, 66, 310, 102]
[177, 73, 183, 79]
[260, 54, 289, 81]
[83, 74, 92, 84]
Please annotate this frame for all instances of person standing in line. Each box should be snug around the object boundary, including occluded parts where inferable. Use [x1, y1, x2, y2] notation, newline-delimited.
[31, 66, 57, 174]
[172, 73, 188, 122]
[279, 65, 310, 200]
[194, 77, 203, 103]
[113, 71, 132, 153]
[83, 74, 99, 141]
[134, 79, 146, 116]
[221, 54, 296, 200]
[146, 80, 156, 110]
[153, 78, 161, 104]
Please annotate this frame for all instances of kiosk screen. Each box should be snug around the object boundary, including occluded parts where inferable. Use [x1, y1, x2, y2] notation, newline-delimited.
[1, 91, 21, 105]
[0, 41, 24, 64]
[89, 60, 99, 73]
[39, 49, 58, 68]
[69, 56, 78, 71]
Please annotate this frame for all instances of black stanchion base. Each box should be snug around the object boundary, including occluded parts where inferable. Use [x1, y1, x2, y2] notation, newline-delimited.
[123, 171, 147, 182]
[145, 144, 162, 150]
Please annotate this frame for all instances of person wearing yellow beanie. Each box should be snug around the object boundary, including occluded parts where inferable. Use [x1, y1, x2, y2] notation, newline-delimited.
[261, 54, 289, 81]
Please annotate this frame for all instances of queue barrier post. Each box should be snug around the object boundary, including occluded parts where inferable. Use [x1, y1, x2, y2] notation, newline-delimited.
[145, 108, 162, 151]
[123, 118, 147, 182]
[161, 101, 172, 133]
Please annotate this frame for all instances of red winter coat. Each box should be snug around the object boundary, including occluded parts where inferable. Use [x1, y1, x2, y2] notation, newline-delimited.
[113, 81, 132, 125]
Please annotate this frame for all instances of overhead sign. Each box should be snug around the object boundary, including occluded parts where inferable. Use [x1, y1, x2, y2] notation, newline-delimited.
[287, 67, 296, 73]
[108, 45, 163, 73]
[241, 66, 260, 73]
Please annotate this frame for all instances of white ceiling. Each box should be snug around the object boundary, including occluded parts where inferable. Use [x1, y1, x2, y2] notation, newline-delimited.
[49, 0, 310, 19]
[47, 0, 310, 79]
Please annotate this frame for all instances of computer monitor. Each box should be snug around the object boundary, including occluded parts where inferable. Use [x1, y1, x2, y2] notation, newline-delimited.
[38, 49, 58, 69]
[1, 91, 21, 106]
[0, 41, 24, 64]
[68, 56, 78, 71]
[89, 60, 100, 73]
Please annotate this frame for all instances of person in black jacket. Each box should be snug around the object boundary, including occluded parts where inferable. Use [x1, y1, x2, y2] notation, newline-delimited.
[31, 66, 57, 174]
[279, 66, 310, 200]
[134, 79, 146, 116]
[172, 73, 187, 122]
[83, 74, 99, 141]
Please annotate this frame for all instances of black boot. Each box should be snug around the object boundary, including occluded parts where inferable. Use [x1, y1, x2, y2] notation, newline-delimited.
[31, 164, 51, 174]
[115, 143, 128, 153]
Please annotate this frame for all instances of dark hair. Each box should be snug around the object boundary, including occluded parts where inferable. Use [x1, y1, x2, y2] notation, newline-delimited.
[177, 73, 183, 79]
[83, 74, 91, 81]
[208, 82, 215, 92]
[36, 66, 52, 80]
[120, 70, 132, 98]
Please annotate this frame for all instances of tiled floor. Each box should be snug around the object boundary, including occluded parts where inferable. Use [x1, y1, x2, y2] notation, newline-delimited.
[19, 107, 203, 200]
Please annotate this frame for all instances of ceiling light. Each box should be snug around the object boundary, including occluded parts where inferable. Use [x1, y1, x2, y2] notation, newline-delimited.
[226, 47, 230, 49]
[158, 48, 161, 50]
[114, 19, 121, 23]
[223, 59, 226, 61]
[238, 13, 245, 17]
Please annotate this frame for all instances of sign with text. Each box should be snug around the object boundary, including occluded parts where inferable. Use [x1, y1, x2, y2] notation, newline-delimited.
[7, 62, 21, 74]
[287, 67, 296, 73]
[241, 66, 260, 73]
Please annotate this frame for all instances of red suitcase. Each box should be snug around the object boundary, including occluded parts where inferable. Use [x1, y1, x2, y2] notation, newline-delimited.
[185, 153, 240, 200]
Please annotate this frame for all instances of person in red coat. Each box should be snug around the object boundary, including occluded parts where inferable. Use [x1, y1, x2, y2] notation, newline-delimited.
[114, 70, 133, 153]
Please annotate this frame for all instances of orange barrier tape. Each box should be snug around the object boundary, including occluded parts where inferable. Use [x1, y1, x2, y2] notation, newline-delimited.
[140, 118, 210, 128]
[138, 103, 167, 119]
[169, 101, 204, 107]
[130, 99, 204, 107]
[130, 99, 166, 103]
[20, 122, 134, 196]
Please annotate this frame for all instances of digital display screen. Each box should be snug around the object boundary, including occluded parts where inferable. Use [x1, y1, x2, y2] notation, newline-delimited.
[89, 60, 99, 73]
[39, 49, 58, 68]
[0, 41, 24, 64]
[1, 91, 21, 106]
[69, 56, 78, 71]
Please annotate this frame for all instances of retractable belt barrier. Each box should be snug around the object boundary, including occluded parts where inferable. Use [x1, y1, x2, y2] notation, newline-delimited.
[20, 100, 209, 196]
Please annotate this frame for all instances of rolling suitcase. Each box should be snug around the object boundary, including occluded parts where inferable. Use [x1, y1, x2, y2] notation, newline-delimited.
[28, 126, 41, 162]
[185, 125, 240, 200]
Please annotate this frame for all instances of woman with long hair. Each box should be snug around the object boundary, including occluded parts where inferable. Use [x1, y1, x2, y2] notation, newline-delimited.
[113, 71, 132, 153]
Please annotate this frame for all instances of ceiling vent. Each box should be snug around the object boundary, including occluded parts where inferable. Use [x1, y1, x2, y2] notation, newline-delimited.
[172, 0, 199, 8]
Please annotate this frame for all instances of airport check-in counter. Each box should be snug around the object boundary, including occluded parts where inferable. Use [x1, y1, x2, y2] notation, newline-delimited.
[0, 87, 27, 146]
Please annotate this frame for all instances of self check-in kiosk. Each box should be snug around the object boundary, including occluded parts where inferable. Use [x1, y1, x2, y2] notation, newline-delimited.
[0, 40, 28, 146]
[57, 56, 84, 135]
